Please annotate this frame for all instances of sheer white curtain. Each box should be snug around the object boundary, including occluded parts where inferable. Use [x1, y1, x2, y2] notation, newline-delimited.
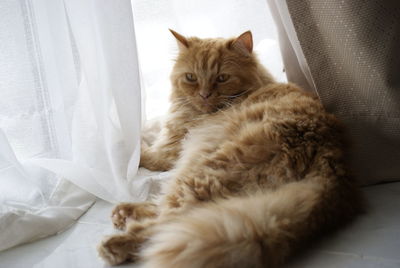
[266, 0, 316, 93]
[0, 0, 154, 251]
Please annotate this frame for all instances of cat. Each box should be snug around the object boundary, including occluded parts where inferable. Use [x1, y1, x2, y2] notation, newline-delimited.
[98, 30, 362, 268]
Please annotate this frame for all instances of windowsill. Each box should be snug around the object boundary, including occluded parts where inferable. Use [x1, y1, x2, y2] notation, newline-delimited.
[0, 200, 138, 268]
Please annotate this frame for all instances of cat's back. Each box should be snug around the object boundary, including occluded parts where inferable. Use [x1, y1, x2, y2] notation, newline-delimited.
[213, 82, 344, 152]
[241, 82, 322, 118]
[222, 82, 326, 128]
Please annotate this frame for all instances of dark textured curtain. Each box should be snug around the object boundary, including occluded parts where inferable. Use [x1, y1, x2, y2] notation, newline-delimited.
[269, 0, 400, 185]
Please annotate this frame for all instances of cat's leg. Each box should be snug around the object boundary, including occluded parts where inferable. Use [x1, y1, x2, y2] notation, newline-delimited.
[140, 135, 182, 171]
[140, 125, 185, 171]
[140, 144, 178, 171]
[99, 210, 182, 265]
[156, 157, 243, 216]
[111, 202, 158, 230]
[99, 174, 206, 265]
[98, 232, 146, 265]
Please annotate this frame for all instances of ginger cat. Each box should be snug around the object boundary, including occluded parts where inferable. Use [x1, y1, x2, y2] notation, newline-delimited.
[98, 30, 362, 268]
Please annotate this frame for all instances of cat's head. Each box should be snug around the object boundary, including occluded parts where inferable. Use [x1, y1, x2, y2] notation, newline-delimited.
[169, 30, 273, 114]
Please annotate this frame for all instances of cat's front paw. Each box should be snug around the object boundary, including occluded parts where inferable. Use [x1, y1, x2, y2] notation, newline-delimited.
[112, 202, 158, 230]
[112, 203, 135, 230]
[98, 234, 142, 265]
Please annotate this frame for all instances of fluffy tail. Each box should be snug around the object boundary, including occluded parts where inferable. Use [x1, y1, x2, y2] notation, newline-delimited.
[140, 179, 360, 268]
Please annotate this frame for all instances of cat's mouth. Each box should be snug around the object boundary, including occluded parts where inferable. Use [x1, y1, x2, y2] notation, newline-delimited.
[200, 101, 217, 113]
[194, 99, 219, 113]
[198, 100, 233, 114]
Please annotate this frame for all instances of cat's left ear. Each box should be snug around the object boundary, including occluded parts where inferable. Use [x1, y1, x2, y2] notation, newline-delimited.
[169, 29, 189, 50]
[231, 31, 253, 55]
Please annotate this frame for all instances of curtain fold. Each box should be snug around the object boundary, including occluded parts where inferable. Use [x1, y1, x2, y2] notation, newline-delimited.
[29, 0, 144, 203]
[266, 0, 316, 93]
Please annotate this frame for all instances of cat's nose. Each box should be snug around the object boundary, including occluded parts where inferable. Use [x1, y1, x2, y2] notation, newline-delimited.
[199, 91, 212, 99]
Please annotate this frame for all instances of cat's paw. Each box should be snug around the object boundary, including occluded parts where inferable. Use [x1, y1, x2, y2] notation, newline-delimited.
[111, 203, 135, 230]
[111, 202, 158, 230]
[98, 234, 142, 265]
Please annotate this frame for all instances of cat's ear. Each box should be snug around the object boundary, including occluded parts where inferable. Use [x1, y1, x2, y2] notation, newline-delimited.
[231, 31, 253, 55]
[169, 29, 189, 50]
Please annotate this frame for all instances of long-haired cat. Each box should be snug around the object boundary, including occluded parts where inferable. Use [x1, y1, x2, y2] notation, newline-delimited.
[98, 30, 362, 268]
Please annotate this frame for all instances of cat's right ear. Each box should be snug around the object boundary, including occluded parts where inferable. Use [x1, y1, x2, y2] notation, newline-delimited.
[169, 29, 189, 50]
[231, 31, 253, 56]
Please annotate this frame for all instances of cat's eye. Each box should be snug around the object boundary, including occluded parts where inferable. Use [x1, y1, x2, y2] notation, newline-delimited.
[185, 73, 197, 82]
[216, 74, 230, 83]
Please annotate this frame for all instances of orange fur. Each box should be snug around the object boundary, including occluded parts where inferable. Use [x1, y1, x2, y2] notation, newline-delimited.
[98, 30, 362, 267]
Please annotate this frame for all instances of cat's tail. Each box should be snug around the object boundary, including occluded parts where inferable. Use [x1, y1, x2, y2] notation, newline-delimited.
[140, 178, 361, 268]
